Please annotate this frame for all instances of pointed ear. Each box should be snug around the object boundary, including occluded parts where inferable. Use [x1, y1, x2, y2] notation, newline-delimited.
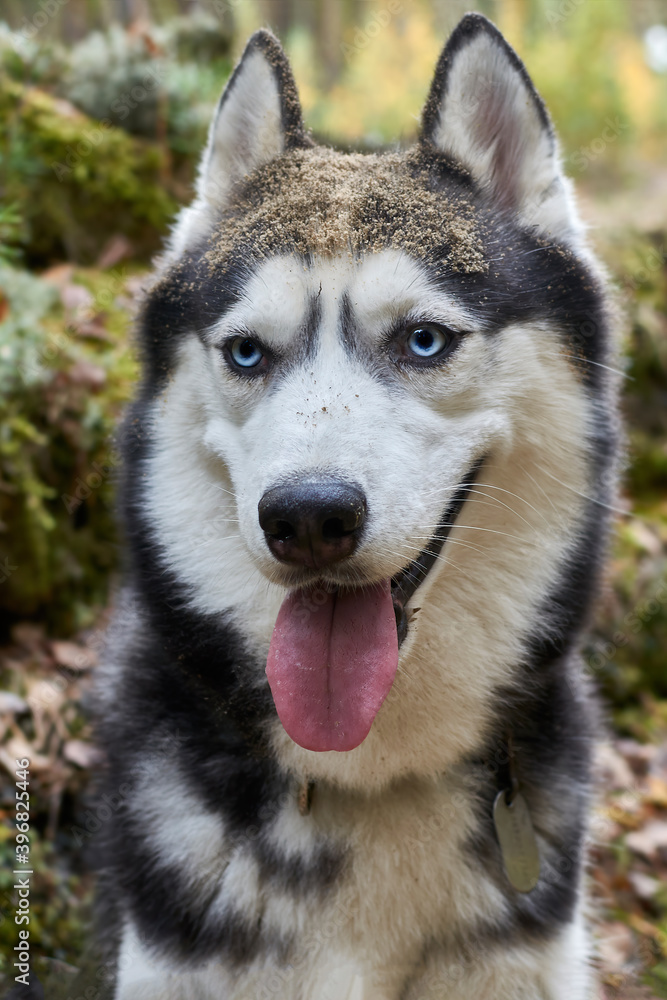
[421, 14, 581, 242]
[197, 28, 307, 207]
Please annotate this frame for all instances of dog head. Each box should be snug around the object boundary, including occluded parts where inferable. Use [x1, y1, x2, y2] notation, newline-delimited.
[134, 17, 614, 782]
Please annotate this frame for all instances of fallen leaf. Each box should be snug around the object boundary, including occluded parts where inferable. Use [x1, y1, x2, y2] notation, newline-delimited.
[597, 920, 635, 971]
[61, 282, 93, 312]
[27, 678, 67, 713]
[0, 691, 29, 715]
[646, 775, 667, 807]
[1, 737, 51, 773]
[597, 743, 636, 791]
[11, 622, 45, 651]
[627, 871, 661, 901]
[627, 913, 667, 957]
[626, 819, 667, 861]
[67, 360, 106, 389]
[72, 315, 114, 342]
[63, 739, 103, 769]
[616, 739, 657, 777]
[604, 803, 643, 830]
[95, 233, 133, 269]
[40, 263, 74, 288]
[51, 640, 97, 673]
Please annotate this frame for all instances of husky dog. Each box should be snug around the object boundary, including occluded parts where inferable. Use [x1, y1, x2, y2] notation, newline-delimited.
[96, 13, 618, 1000]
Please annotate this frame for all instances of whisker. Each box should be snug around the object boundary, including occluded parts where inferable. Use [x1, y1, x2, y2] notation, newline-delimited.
[520, 243, 559, 255]
[453, 488, 536, 530]
[390, 535, 486, 557]
[375, 543, 475, 586]
[534, 465, 628, 516]
[166, 533, 243, 561]
[517, 463, 559, 515]
[549, 353, 633, 381]
[206, 481, 240, 500]
[411, 523, 522, 541]
[422, 481, 551, 525]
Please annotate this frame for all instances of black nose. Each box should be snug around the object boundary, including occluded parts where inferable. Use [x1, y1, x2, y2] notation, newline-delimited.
[258, 479, 367, 569]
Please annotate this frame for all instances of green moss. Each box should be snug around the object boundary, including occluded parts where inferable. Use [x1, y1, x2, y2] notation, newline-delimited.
[0, 73, 178, 264]
[0, 262, 138, 631]
[577, 220, 667, 712]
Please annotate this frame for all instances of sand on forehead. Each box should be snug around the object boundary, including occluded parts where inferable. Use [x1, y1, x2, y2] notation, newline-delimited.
[203, 146, 488, 275]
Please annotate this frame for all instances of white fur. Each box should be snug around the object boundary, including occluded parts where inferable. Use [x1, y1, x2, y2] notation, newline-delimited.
[135, 761, 229, 881]
[432, 31, 584, 247]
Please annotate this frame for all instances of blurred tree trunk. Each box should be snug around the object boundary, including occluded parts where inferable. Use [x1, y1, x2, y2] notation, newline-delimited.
[315, 0, 343, 87]
[257, 0, 346, 87]
[258, 0, 292, 36]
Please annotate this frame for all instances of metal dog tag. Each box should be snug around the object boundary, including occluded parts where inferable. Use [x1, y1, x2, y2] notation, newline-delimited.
[493, 790, 540, 893]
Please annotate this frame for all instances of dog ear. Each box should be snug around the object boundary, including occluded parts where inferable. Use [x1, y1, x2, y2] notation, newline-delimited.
[421, 14, 581, 242]
[197, 28, 307, 207]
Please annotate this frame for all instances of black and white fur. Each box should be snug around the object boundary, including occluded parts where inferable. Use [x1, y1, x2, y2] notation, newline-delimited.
[96, 16, 618, 999]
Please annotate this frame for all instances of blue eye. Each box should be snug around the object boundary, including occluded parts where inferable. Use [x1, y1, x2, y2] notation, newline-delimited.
[229, 337, 264, 369]
[406, 324, 452, 360]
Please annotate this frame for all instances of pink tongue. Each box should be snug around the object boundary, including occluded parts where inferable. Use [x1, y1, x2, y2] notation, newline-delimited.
[266, 581, 398, 752]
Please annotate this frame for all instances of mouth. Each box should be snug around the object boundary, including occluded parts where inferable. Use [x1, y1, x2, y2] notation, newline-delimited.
[266, 457, 484, 754]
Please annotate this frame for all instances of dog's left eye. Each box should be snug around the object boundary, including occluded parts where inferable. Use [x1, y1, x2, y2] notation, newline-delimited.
[406, 324, 453, 360]
[227, 337, 265, 370]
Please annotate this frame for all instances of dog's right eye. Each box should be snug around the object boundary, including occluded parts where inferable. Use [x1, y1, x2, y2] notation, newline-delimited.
[225, 336, 266, 372]
[406, 325, 450, 359]
[398, 322, 459, 366]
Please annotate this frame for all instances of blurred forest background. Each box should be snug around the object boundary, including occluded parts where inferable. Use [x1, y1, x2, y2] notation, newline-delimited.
[0, 0, 665, 996]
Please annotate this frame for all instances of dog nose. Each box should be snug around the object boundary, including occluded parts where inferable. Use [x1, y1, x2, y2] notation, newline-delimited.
[258, 480, 367, 569]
